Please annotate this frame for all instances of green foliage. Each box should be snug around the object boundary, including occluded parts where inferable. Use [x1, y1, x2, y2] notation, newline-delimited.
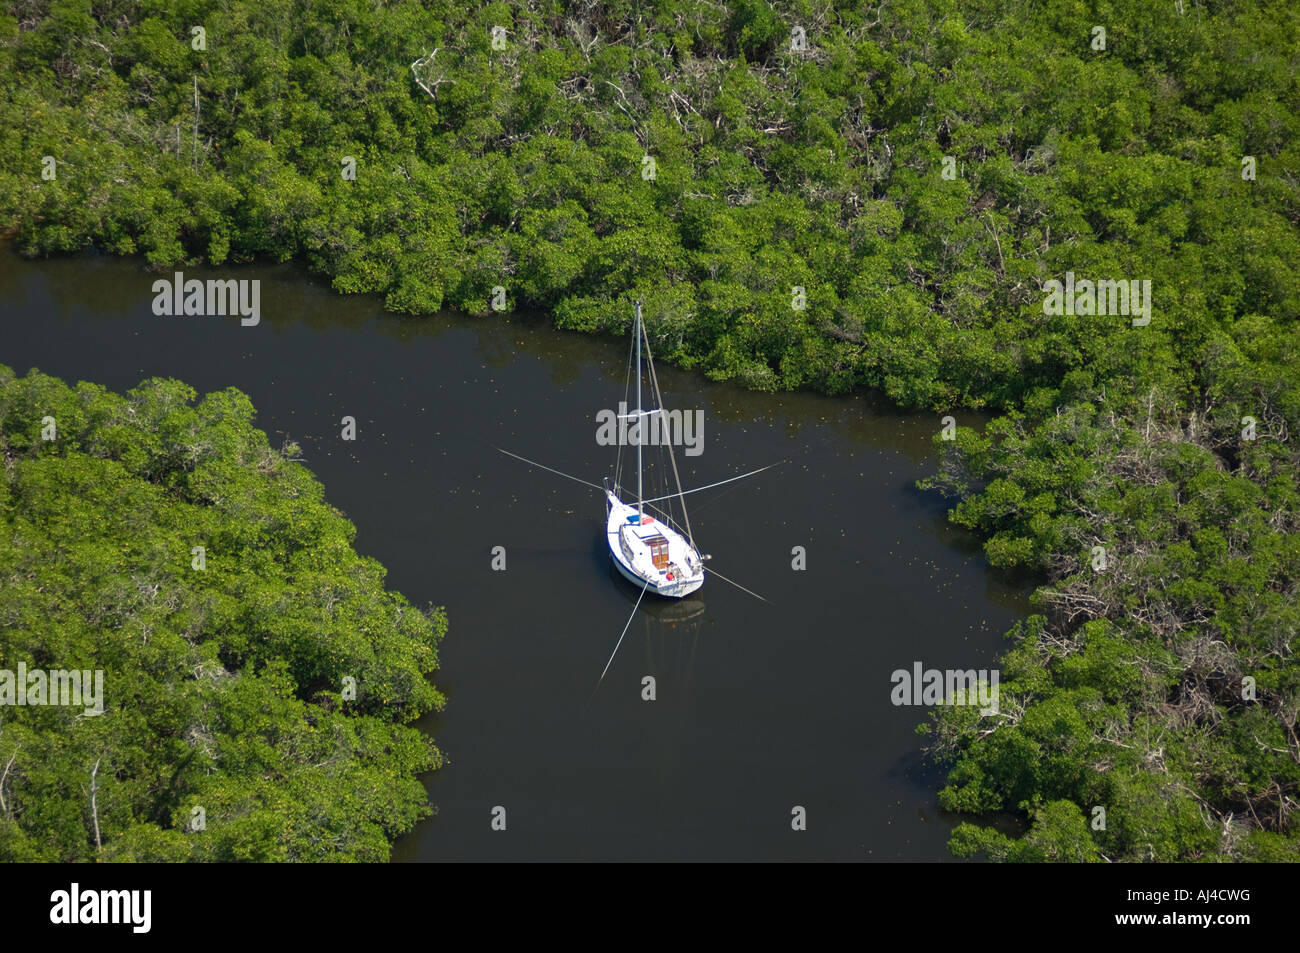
[924, 376, 1300, 861]
[1, 0, 1298, 863]
[951, 800, 1102, 863]
[1, 0, 1295, 407]
[0, 367, 446, 861]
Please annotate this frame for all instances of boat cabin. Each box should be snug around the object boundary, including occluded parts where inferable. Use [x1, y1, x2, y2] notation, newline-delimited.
[646, 534, 670, 570]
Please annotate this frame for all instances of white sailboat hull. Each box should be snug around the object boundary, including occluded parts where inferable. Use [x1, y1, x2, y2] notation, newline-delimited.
[605, 491, 704, 599]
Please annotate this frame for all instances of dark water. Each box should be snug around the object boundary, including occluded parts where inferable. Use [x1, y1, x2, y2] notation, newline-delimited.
[0, 249, 1028, 860]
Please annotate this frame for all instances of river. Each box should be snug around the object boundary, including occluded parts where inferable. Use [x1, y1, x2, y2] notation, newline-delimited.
[0, 248, 1028, 860]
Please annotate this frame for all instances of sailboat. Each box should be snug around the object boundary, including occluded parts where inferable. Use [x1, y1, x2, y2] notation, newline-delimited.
[602, 300, 705, 599]
[494, 299, 781, 682]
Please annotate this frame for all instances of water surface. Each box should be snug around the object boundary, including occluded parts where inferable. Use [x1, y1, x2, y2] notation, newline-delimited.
[0, 249, 1027, 860]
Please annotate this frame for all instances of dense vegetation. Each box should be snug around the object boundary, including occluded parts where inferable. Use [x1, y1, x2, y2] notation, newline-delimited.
[0, 366, 446, 860]
[1, 0, 1297, 860]
[921, 391, 1300, 861]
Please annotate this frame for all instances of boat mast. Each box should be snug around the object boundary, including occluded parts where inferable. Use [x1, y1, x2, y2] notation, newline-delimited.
[642, 319, 697, 552]
[635, 299, 643, 521]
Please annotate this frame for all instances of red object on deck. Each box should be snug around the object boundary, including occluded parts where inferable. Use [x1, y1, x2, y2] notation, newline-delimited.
[640, 515, 653, 524]
[667, 572, 674, 581]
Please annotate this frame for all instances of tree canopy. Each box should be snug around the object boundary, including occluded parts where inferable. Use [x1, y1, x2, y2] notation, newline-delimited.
[2, 0, 1294, 403]
[1, 0, 1297, 861]
[0, 366, 446, 861]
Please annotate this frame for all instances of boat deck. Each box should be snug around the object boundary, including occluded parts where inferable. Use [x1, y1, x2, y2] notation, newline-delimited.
[605, 491, 704, 597]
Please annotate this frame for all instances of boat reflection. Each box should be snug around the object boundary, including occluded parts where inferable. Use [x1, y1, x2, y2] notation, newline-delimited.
[608, 562, 707, 624]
